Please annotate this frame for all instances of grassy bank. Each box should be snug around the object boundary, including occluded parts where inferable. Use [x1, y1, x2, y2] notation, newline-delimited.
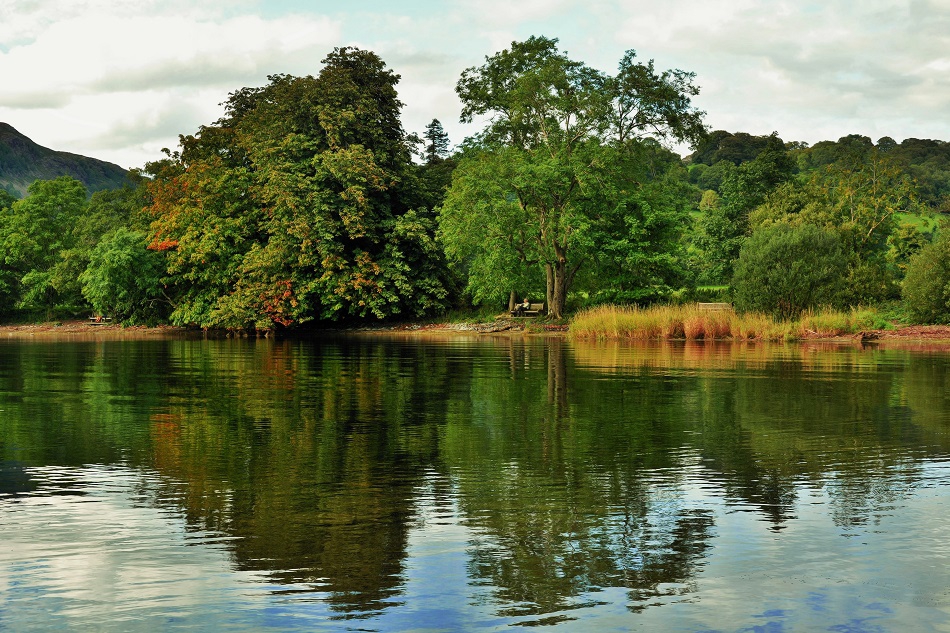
[569, 305, 891, 341]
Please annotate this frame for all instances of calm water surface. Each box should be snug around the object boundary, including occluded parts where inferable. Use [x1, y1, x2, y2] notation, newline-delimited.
[1, 334, 950, 631]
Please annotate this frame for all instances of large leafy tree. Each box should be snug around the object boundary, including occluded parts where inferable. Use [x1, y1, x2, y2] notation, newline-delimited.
[0, 177, 88, 318]
[147, 48, 450, 328]
[80, 227, 167, 324]
[439, 36, 705, 318]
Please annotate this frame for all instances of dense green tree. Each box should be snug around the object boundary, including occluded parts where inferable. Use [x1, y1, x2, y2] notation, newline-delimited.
[414, 119, 457, 216]
[0, 189, 16, 210]
[876, 136, 898, 153]
[693, 133, 794, 282]
[803, 134, 874, 169]
[147, 48, 451, 328]
[145, 142, 262, 326]
[80, 228, 167, 324]
[439, 145, 550, 306]
[788, 135, 950, 212]
[751, 146, 913, 303]
[689, 130, 773, 166]
[51, 183, 148, 318]
[0, 176, 88, 318]
[693, 159, 736, 193]
[732, 223, 847, 319]
[440, 36, 705, 317]
[699, 189, 719, 211]
[885, 138, 950, 212]
[902, 230, 950, 324]
[0, 190, 17, 309]
[580, 143, 693, 304]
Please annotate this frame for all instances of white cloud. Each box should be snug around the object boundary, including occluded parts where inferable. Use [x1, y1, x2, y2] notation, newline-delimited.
[0, 3, 341, 167]
[584, 0, 950, 145]
[4, 0, 950, 167]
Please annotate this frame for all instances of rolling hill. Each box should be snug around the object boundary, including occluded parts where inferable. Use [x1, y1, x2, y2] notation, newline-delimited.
[0, 123, 130, 197]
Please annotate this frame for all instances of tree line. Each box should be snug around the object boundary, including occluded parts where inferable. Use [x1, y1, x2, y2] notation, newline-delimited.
[2, 36, 950, 327]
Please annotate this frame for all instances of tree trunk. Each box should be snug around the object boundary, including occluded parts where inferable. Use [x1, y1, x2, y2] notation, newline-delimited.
[508, 290, 516, 312]
[550, 260, 568, 319]
[545, 264, 554, 316]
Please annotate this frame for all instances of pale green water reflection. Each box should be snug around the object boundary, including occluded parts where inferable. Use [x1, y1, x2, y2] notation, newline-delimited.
[1, 335, 949, 631]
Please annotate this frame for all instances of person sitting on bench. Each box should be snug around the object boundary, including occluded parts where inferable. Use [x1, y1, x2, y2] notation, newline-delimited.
[515, 298, 530, 316]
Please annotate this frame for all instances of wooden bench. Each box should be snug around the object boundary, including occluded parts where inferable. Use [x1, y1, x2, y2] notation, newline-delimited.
[696, 302, 732, 311]
[510, 302, 545, 317]
[88, 315, 113, 325]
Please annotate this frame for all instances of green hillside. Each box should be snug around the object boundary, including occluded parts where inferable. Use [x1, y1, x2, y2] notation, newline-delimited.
[0, 123, 130, 197]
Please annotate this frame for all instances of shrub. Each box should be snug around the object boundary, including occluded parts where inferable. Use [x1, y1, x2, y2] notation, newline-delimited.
[732, 223, 848, 320]
[902, 231, 950, 324]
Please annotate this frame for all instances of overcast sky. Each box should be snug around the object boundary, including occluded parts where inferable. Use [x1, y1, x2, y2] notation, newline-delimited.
[2, 0, 949, 169]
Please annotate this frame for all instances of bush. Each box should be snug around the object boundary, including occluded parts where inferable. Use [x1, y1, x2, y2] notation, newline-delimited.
[902, 231, 950, 324]
[732, 223, 848, 320]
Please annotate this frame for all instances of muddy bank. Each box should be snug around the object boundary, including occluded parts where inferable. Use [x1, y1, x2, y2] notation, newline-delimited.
[0, 320, 187, 340]
[347, 318, 569, 334]
[2, 319, 949, 345]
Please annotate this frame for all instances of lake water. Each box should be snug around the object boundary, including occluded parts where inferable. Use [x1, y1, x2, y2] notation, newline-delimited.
[1, 334, 950, 632]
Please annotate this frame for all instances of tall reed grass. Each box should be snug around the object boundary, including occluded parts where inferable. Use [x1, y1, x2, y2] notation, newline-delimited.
[569, 305, 888, 341]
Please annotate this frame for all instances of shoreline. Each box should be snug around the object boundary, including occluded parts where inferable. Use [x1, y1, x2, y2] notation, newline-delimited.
[3, 319, 950, 347]
[0, 320, 189, 340]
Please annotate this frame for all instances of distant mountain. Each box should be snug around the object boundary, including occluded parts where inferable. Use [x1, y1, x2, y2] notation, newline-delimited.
[0, 123, 130, 198]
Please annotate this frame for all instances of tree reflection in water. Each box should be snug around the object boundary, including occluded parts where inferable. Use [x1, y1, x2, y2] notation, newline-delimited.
[1, 336, 949, 624]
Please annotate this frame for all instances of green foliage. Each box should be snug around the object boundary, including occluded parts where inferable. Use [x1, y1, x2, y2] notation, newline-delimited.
[788, 134, 950, 213]
[80, 228, 166, 324]
[888, 221, 935, 277]
[146, 48, 451, 328]
[413, 120, 457, 215]
[581, 150, 693, 305]
[750, 146, 913, 304]
[442, 36, 705, 318]
[439, 146, 546, 306]
[886, 138, 950, 212]
[422, 119, 450, 164]
[802, 134, 874, 169]
[902, 231, 950, 324]
[693, 134, 794, 282]
[699, 189, 719, 210]
[0, 176, 89, 318]
[0, 188, 16, 210]
[689, 130, 775, 166]
[694, 159, 736, 192]
[732, 223, 848, 319]
[691, 132, 950, 294]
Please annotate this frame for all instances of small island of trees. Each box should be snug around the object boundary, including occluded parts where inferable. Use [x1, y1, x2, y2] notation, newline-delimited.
[2, 36, 950, 334]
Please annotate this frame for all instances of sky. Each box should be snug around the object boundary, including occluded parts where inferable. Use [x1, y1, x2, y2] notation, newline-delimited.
[2, 0, 950, 170]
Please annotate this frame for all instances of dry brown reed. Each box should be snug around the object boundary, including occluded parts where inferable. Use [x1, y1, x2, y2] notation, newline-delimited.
[569, 304, 881, 341]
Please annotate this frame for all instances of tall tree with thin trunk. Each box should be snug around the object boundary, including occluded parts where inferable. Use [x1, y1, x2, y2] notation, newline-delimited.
[439, 36, 705, 317]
